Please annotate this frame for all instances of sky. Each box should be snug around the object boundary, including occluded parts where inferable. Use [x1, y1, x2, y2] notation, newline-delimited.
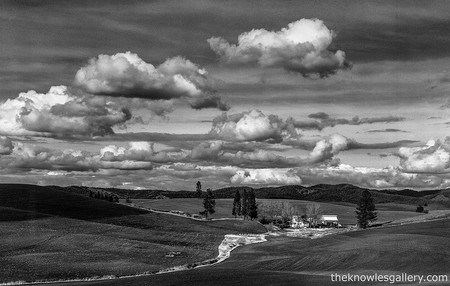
[1, 0, 450, 190]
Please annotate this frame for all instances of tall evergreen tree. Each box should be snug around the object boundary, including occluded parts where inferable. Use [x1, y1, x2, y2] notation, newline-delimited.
[202, 188, 216, 218]
[232, 190, 242, 218]
[356, 190, 377, 229]
[248, 190, 258, 220]
[196, 181, 202, 198]
[241, 189, 249, 220]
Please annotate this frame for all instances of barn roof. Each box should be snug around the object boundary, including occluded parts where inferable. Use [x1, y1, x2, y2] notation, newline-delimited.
[320, 215, 339, 221]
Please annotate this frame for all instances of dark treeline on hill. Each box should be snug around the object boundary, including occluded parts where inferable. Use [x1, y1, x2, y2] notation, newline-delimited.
[48, 183, 450, 207]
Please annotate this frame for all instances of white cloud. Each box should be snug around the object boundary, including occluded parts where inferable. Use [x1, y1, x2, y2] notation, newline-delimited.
[397, 139, 450, 173]
[208, 18, 350, 77]
[210, 110, 287, 142]
[0, 86, 131, 137]
[308, 134, 350, 163]
[100, 141, 186, 163]
[74, 52, 228, 110]
[231, 168, 302, 185]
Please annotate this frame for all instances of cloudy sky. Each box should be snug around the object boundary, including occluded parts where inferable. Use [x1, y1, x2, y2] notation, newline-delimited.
[2, 0, 450, 190]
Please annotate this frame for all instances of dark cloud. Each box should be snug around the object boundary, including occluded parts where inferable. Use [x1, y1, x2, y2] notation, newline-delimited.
[0, 136, 13, 155]
[189, 95, 230, 111]
[366, 128, 409, 133]
[308, 112, 330, 120]
[288, 113, 405, 131]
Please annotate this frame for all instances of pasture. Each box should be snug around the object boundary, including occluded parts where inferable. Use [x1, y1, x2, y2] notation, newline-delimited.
[134, 198, 426, 224]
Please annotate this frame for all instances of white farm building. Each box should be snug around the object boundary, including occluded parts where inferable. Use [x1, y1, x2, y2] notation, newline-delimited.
[319, 215, 340, 227]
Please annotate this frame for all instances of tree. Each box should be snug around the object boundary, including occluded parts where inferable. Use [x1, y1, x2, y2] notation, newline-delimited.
[201, 188, 216, 218]
[248, 190, 258, 220]
[196, 181, 202, 198]
[232, 190, 242, 218]
[306, 203, 322, 228]
[356, 190, 377, 229]
[241, 189, 249, 219]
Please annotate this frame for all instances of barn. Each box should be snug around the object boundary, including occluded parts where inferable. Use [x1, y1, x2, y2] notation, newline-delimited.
[319, 215, 340, 227]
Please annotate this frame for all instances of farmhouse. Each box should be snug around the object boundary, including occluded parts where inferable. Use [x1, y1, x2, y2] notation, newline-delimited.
[319, 215, 340, 227]
[291, 215, 306, 228]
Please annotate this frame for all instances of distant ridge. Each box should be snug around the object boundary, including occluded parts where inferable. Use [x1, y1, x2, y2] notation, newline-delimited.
[45, 183, 450, 207]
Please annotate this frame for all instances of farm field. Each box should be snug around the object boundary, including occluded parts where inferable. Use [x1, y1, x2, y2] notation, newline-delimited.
[45, 218, 450, 286]
[0, 185, 265, 284]
[133, 198, 427, 224]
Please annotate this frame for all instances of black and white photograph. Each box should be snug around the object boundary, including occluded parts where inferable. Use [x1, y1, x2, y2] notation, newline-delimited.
[0, 0, 449, 285]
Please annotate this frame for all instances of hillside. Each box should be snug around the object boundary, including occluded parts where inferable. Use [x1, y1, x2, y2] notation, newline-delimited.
[0, 184, 266, 284]
[44, 218, 450, 286]
[0, 184, 148, 221]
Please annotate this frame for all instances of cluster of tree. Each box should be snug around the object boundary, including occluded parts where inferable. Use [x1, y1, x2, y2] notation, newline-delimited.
[356, 190, 377, 229]
[89, 190, 119, 203]
[416, 203, 429, 213]
[231, 189, 257, 220]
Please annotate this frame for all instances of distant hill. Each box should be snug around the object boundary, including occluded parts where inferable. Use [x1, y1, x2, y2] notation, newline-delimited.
[48, 183, 450, 207]
[211, 184, 430, 205]
[0, 184, 148, 221]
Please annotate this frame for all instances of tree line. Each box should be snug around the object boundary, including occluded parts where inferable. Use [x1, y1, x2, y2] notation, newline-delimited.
[232, 189, 258, 220]
[89, 190, 119, 203]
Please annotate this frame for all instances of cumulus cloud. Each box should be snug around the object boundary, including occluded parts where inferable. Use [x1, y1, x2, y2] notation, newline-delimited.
[308, 134, 349, 163]
[231, 168, 302, 185]
[0, 136, 13, 155]
[74, 52, 228, 110]
[2, 143, 97, 172]
[100, 141, 186, 163]
[298, 164, 450, 189]
[0, 86, 131, 137]
[208, 18, 350, 77]
[190, 141, 223, 160]
[210, 110, 291, 142]
[304, 134, 417, 164]
[397, 139, 450, 173]
[188, 140, 301, 168]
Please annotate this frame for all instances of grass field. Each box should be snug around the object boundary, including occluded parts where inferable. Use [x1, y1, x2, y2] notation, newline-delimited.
[133, 198, 427, 224]
[0, 185, 265, 284]
[45, 218, 450, 286]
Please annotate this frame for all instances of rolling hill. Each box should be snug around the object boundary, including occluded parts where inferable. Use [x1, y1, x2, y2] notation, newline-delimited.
[0, 184, 148, 221]
[0, 184, 266, 284]
[42, 218, 450, 286]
